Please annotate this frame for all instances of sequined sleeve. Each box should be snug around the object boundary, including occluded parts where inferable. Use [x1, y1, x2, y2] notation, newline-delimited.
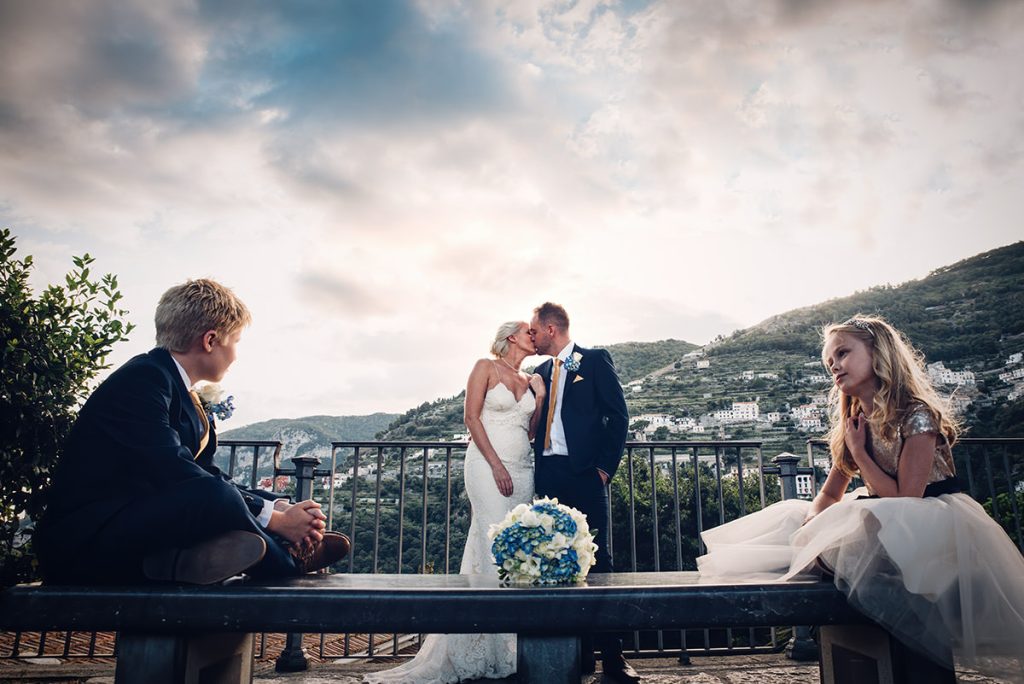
[902, 404, 940, 439]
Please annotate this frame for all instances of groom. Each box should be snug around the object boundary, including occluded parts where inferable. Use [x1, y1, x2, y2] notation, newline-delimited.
[530, 302, 639, 684]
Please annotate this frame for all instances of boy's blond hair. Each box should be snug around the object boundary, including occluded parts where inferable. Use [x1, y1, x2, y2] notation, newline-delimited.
[155, 279, 251, 352]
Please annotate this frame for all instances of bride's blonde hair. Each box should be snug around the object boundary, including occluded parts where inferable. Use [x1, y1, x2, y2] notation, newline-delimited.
[490, 321, 524, 358]
[822, 314, 960, 477]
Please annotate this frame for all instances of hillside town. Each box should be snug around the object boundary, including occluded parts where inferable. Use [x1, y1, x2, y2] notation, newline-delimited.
[625, 347, 1007, 442]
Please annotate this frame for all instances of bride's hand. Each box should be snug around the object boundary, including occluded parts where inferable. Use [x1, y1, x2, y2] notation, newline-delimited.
[491, 462, 514, 497]
[529, 374, 546, 400]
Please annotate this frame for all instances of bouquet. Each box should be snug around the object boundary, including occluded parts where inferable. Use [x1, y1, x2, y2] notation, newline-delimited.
[488, 497, 597, 585]
[196, 383, 236, 421]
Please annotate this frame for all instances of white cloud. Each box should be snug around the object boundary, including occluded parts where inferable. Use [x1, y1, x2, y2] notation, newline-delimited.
[2, 0, 1022, 425]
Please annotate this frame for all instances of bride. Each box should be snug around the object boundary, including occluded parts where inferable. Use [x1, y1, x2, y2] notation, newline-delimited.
[364, 321, 545, 684]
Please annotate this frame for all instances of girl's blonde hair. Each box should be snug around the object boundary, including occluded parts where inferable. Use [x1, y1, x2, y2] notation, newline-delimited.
[490, 321, 525, 358]
[821, 314, 960, 477]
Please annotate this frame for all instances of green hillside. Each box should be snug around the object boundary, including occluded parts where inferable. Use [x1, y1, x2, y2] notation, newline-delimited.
[220, 413, 399, 456]
[633, 241, 1024, 450]
[225, 242, 1024, 456]
[717, 240, 1024, 363]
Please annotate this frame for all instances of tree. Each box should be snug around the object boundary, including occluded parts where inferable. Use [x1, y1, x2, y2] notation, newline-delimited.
[0, 229, 134, 586]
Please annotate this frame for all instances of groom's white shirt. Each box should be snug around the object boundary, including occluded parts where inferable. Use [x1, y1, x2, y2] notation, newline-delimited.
[171, 355, 274, 527]
[543, 340, 575, 456]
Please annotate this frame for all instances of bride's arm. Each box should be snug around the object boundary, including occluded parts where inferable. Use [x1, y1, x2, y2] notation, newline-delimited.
[464, 359, 513, 497]
[527, 373, 546, 441]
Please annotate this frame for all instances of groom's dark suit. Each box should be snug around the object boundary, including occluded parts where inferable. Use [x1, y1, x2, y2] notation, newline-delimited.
[36, 347, 296, 584]
[533, 343, 629, 664]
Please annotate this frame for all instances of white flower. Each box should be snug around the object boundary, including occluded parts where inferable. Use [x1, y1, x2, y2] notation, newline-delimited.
[196, 383, 226, 405]
[520, 509, 541, 527]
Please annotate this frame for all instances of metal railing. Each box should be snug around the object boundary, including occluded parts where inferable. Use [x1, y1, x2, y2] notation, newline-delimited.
[321, 439, 787, 662]
[8, 436, 1022, 665]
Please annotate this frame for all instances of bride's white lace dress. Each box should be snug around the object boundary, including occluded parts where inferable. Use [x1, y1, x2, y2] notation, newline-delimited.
[364, 382, 535, 684]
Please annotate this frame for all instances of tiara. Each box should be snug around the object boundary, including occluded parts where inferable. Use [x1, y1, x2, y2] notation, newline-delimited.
[844, 318, 875, 337]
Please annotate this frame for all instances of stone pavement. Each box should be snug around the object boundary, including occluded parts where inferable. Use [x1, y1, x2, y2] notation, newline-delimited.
[1, 653, 1016, 683]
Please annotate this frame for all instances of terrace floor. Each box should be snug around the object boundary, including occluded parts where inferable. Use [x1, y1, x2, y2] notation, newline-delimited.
[1, 653, 1016, 684]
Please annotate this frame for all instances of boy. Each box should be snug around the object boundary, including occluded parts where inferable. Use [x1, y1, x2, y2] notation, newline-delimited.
[36, 279, 349, 584]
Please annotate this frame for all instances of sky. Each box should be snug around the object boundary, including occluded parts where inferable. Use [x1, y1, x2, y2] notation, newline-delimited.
[1, 0, 1022, 427]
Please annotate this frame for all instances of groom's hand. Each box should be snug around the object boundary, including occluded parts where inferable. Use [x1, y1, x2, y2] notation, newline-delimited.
[597, 469, 610, 486]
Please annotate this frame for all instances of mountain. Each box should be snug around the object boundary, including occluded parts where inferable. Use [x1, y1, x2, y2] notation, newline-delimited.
[378, 241, 1024, 451]
[223, 242, 1024, 459]
[219, 413, 399, 463]
[631, 241, 1024, 447]
[716, 240, 1024, 363]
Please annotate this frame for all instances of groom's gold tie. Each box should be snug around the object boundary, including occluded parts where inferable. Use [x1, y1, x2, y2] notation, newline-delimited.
[543, 358, 563, 451]
[188, 390, 211, 458]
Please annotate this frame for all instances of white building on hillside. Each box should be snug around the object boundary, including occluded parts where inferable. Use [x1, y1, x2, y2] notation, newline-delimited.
[928, 362, 975, 387]
[948, 395, 973, 415]
[999, 367, 1024, 383]
[1006, 352, 1022, 366]
[712, 401, 760, 424]
[636, 413, 674, 427]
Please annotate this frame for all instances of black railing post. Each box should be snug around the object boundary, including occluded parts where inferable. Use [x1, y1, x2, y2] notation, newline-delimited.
[276, 455, 322, 672]
[773, 452, 818, 662]
[773, 452, 800, 502]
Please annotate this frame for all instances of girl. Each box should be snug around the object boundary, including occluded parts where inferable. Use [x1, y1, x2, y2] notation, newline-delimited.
[698, 315, 1024, 677]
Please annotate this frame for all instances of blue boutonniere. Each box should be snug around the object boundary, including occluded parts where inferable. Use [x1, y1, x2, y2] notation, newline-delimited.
[196, 383, 236, 422]
[563, 351, 583, 373]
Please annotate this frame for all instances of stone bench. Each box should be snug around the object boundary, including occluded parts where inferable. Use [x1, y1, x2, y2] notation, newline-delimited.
[0, 571, 949, 683]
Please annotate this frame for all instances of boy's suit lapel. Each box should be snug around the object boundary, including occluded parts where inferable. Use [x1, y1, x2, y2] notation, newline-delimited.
[151, 348, 204, 458]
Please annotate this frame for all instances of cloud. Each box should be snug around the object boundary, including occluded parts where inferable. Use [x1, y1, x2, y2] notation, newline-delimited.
[296, 269, 393, 317]
[2, 0, 1022, 425]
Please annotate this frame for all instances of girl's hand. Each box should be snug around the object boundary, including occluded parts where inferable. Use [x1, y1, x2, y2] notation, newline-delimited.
[845, 414, 868, 462]
[529, 374, 546, 401]
[491, 461, 514, 497]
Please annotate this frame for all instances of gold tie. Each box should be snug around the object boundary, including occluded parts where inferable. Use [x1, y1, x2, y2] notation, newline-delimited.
[188, 390, 211, 458]
[543, 358, 563, 451]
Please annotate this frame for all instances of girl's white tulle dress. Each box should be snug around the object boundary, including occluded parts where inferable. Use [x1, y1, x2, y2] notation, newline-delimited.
[697, 405, 1024, 678]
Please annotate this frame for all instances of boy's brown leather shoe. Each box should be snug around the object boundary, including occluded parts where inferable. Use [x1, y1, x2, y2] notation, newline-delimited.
[291, 531, 351, 574]
[143, 530, 267, 585]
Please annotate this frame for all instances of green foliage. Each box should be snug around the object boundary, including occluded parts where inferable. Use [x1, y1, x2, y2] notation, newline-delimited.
[598, 339, 699, 383]
[981, 490, 1024, 544]
[610, 455, 781, 572]
[712, 241, 1024, 365]
[0, 229, 134, 586]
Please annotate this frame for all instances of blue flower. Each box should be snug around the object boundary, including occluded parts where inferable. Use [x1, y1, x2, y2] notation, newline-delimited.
[563, 351, 583, 373]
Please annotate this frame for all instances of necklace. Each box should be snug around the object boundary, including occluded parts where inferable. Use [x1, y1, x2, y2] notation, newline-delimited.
[499, 357, 520, 373]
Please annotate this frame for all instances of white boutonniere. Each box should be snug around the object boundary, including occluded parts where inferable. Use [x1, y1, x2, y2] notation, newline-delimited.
[196, 383, 236, 421]
[563, 351, 583, 373]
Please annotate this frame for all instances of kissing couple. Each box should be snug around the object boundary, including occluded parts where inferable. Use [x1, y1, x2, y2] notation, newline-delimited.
[364, 302, 638, 684]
